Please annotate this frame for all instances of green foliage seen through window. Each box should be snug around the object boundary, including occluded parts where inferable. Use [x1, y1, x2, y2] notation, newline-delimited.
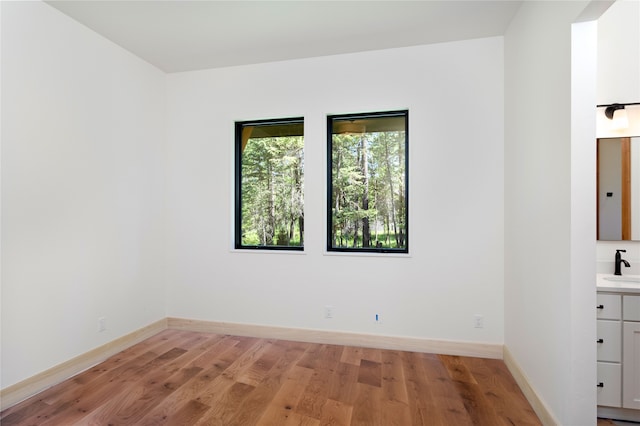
[235, 118, 304, 250]
[328, 111, 408, 253]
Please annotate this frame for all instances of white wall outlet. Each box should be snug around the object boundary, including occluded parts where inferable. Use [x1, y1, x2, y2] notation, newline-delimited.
[324, 305, 335, 319]
[98, 316, 107, 332]
[374, 312, 383, 324]
[474, 314, 484, 328]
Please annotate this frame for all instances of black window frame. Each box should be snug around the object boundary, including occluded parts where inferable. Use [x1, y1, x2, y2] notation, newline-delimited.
[235, 116, 305, 251]
[327, 110, 409, 254]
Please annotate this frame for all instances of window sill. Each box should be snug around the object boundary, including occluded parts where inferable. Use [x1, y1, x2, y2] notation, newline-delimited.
[322, 251, 411, 259]
[230, 248, 306, 255]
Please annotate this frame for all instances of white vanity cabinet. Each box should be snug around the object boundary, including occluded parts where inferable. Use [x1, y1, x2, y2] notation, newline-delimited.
[623, 295, 640, 409]
[597, 289, 640, 421]
[597, 293, 622, 407]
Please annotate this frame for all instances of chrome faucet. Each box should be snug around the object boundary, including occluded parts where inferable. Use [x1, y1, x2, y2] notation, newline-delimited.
[614, 249, 630, 275]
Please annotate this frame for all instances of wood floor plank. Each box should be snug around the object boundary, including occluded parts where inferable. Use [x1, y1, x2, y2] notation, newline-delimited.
[17, 349, 165, 425]
[340, 346, 365, 366]
[176, 336, 263, 417]
[401, 351, 457, 426]
[0, 399, 48, 425]
[319, 398, 353, 426]
[283, 411, 321, 426]
[296, 374, 332, 419]
[61, 329, 189, 392]
[196, 380, 256, 425]
[380, 399, 412, 426]
[357, 359, 382, 388]
[380, 350, 409, 405]
[315, 344, 344, 371]
[360, 347, 382, 363]
[448, 377, 504, 426]
[159, 398, 211, 425]
[94, 364, 202, 425]
[4, 328, 186, 421]
[1, 330, 544, 426]
[38, 346, 190, 426]
[327, 362, 360, 406]
[224, 339, 310, 426]
[136, 335, 242, 425]
[296, 344, 344, 419]
[219, 338, 272, 382]
[236, 340, 285, 387]
[402, 352, 473, 426]
[297, 342, 324, 369]
[464, 356, 541, 425]
[350, 382, 383, 426]
[255, 365, 314, 426]
[420, 353, 474, 426]
[440, 354, 478, 385]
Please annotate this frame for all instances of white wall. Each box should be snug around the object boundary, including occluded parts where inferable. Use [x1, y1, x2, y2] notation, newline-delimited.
[165, 38, 505, 344]
[596, 0, 640, 138]
[504, 2, 597, 424]
[596, 0, 640, 269]
[1, 2, 166, 388]
[597, 0, 640, 105]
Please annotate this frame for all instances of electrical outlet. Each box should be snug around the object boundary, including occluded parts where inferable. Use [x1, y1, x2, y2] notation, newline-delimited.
[324, 305, 335, 319]
[374, 312, 383, 324]
[474, 314, 484, 328]
[98, 317, 107, 332]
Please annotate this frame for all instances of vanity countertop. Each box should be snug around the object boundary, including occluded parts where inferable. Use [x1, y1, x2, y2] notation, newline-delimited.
[597, 273, 640, 294]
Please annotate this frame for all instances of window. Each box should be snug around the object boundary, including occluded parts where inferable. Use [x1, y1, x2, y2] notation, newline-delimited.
[235, 117, 304, 250]
[327, 110, 408, 253]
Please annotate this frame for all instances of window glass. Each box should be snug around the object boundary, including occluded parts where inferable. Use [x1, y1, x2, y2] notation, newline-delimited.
[327, 111, 408, 253]
[235, 118, 304, 250]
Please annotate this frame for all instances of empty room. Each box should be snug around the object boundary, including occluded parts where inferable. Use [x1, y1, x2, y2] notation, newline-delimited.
[2, 1, 639, 425]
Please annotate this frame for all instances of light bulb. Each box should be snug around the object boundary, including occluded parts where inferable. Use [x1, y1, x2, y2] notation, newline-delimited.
[612, 108, 629, 130]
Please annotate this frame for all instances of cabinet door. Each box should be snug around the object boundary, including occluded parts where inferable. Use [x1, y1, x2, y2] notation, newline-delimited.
[623, 321, 640, 409]
[597, 294, 622, 320]
[597, 320, 621, 362]
[623, 295, 640, 321]
[598, 362, 622, 407]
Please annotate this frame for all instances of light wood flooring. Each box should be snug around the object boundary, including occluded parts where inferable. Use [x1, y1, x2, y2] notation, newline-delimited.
[1, 329, 543, 425]
[597, 419, 640, 426]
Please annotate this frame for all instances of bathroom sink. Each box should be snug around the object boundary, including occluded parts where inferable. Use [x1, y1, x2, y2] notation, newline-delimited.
[603, 275, 640, 283]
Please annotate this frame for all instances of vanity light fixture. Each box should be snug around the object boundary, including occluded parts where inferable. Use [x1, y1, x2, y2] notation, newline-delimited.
[598, 102, 640, 130]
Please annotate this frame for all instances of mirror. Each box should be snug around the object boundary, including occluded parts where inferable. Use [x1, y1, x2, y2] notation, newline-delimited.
[597, 136, 640, 240]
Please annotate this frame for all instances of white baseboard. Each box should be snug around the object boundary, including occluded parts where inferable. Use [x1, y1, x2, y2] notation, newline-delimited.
[0, 318, 168, 411]
[167, 317, 503, 359]
[503, 345, 558, 426]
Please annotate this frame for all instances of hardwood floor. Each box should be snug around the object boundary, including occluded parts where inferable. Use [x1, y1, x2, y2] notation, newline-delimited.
[1, 329, 542, 425]
[597, 420, 639, 426]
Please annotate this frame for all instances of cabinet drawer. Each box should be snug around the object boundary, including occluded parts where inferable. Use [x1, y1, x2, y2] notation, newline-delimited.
[597, 362, 622, 407]
[597, 294, 621, 320]
[623, 295, 640, 321]
[597, 320, 621, 362]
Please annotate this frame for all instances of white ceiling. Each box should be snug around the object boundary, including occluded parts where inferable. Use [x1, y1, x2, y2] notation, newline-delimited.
[45, 0, 523, 73]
